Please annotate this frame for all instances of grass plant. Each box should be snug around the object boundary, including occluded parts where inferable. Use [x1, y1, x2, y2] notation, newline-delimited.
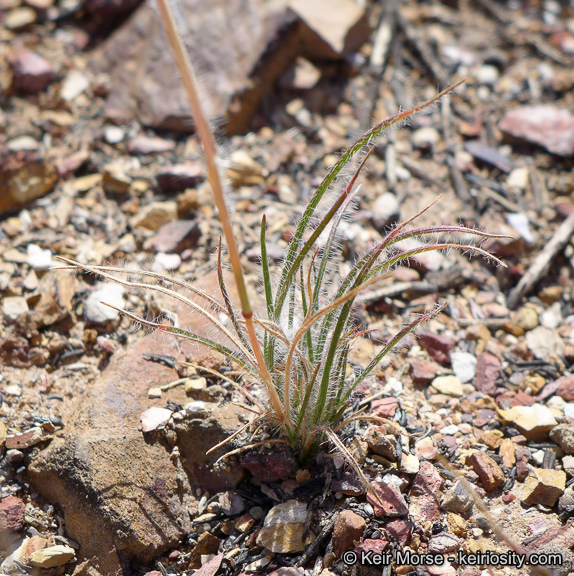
[57, 0, 511, 464]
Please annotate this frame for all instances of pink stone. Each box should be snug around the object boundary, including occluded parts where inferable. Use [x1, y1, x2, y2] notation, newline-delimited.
[475, 352, 501, 396]
[0, 496, 25, 532]
[500, 106, 574, 157]
[8, 49, 54, 93]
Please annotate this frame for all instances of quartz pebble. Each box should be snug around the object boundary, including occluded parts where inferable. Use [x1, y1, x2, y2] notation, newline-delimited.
[431, 375, 463, 397]
[451, 352, 477, 384]
[140, 407, 172, 433]
[84, 283, 125, 323]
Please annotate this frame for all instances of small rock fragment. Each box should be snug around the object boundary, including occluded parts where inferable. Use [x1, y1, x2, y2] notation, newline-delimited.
[440, 481, 473, 513]
[500, 105, 574, 157]
[428, 532, 460, 554]
[522, 469, 566, 507]
[475, 352, 501, 396]
[555, 375, 574, 401]
[156, 163, 203, 192]
[29, 545, 75, 568]
[151, 252, 181, 271]
[2, 296, 29, 322]
[367, 481, 409, 517]
[256, 500, 310, 553]
[417, 333, 455, 366]
[0, 496, 25, 532]
[5, 7, 36, 30]
[527, 326, 565, 359]
[84, 283, 125, 323]
[513, 306, 539, 332]
[151, 220, 201, 253]
[467, 452, 505, 491]
[288, 0, 370, 59]
[371, 192, 400, 231]
[60, 70, 90, 101]
[499, 404, 557, 440]
[410, 360, 439, 384]
[331, 510, 366, 556]
[550, 424, 574, 454]
[218, 492, 245, 517]
[26, 243, 55, 270]
[9, 49, 54, 93]
[130, 201, 177, 231]
[140, 407, 172, 433]
[451, 351, 477, 384]
[6, 427, 45, 450]
[431, 375, 463, 397]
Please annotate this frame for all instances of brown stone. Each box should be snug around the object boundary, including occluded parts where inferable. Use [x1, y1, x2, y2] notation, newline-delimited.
[0, 496, 25, 532]
[499, 438, 516, 468]
[151, 220, 201, 253]
[8, 48, 54, 93]
[365, 426, 397, 460]
[475, 352, 501, 396]
[550, 424, 574, 454]
[288, 0, 370, 59]
[556, 375, 574, 401]
[367, 481, 408, 517]
[91, 0, 302, 134]
[29, 312, 245, 575]
[408, 461, 444, 523]
[384, 518, 412, 546]
[331, 510, 366, 556]
[33, 271, 75, 327]
[500, 105, 574, 157]
[371, 396, 398, 418]
[467, 452, 505, 491]
[241, 448, 297, 483]
[410, 359, 439, 384]
[416, 333, 454, 366]
[156, 163, 203, 192]
[522, 469, 566, 507]
[188, 532, 221, 569]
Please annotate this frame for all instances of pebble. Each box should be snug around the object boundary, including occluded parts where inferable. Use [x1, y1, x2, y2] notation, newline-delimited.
[400, 453, 420, 474]
[256, 500, 309, 553]
[0, 496, 25, 532]
[440, 424, 460, 435]
[151, 252, 181, 272]
[431, 375, 463, 397]
[129, 201, 177, 231]
[540, 302, 562, 330]
[550, 424, 574, 454]
[499, 404, 557, 440]
[371, 192, 400, 231]
[474, 64, 499, 86]
[522, 469, 566, 507]
[60, 70, 90, 101]
[84, 283, 125, 323]
[562, 455, 574, 476]
[466, 451, 505, 491]
[104, 126, 125, 144]
[4, 384, 22, 396]
[410, 360, 439, 384]
[156, 163, 203, 192]
[506, 212, 535, 243]
[507, 166, 530, 190]
[513, 306, 539, 332]
[499, 105, 574, 157]
[2, 296, 29, 322]
[6, 427, 45, 449]
[331, 510, 366, 556]
[29, 545, 75, 568]
[556, 375, 574, 401]
[428, 532, 460, 554]
[140, 407, 172, 433]
[102, 163, 131, 194]
[5, 7, 36, 30]
[26, 243, 55, 269]
[147, 387, 162, 399]
[367, 481, 409, 517]
[414, 437, 438, 460]
[185, 401, 209, 417]
[151, 220, 201, 254]
[411, 127, 440, 150]
[526, 326, 564, 359]
[218, 491, 246, 516]
[451, 352, 477, 384]
[8, 49, 54, 93]
[564, 404, 574, 421]
[440, 481, 473, 513]
[128, 135, 176, 155]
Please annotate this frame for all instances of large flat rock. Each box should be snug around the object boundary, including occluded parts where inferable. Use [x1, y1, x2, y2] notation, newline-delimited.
[29, 327, 246, 575]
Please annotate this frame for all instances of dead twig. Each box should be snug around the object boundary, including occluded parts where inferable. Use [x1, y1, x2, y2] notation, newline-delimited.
[507, 211, 574, 308]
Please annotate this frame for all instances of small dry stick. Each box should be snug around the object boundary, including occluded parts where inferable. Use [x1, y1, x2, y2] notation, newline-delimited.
[508, 210, 574, 309]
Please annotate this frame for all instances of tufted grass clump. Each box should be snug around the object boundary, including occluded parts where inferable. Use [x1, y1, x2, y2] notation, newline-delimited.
[57, 0, 510, 464]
